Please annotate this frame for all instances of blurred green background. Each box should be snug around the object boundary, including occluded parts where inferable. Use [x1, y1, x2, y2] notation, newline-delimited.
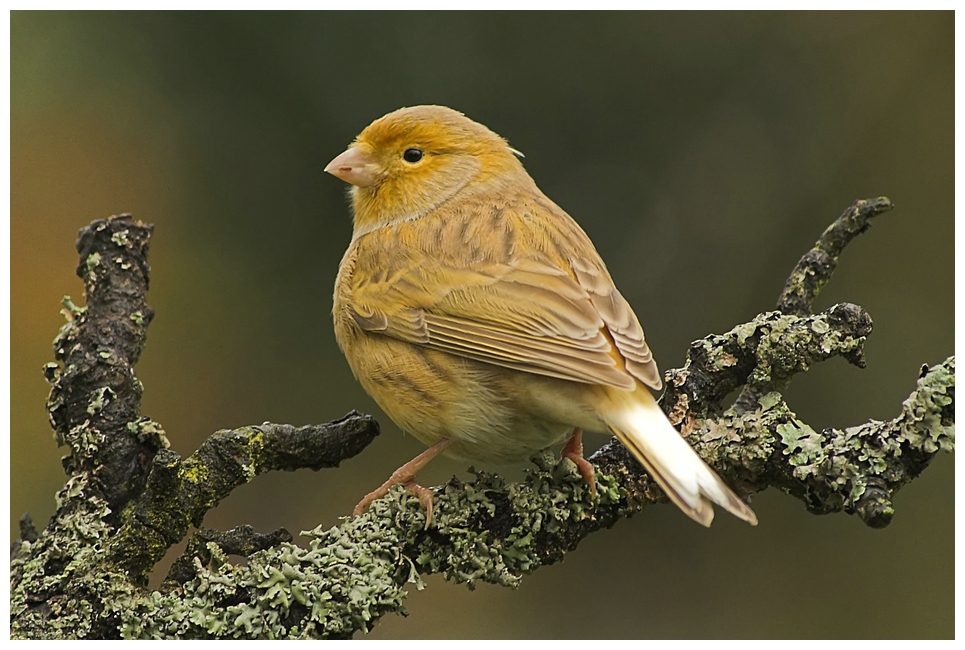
[11, 11, 953, 639]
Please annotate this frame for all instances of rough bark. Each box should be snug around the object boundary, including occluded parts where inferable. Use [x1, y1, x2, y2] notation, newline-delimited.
[10, 199, 954, 639]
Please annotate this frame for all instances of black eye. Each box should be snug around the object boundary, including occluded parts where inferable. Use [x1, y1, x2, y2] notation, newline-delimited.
[403, 148, 423, 163]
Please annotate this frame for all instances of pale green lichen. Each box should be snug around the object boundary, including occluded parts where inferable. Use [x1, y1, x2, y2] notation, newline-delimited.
[706, 346, 738, 369]
[777, 419, 824, 468]
[675, 309, 871, 426]
[240, 430, 265, 481]
[801, 359, 955, 498]
[758, 391, 783, 411]
[127, 418, 171, 449]
[742, 310, 866, 388]
[116, 505, 414, 638]
[43, 361, 61, 381]
[52, 320, 76, 357]
[733, 320, 759, 345]
[63, 422, 108, 456]
[689, 404, 777, 480]
[810, 316, 830, 334]
[111, 229, 131, 248]
[407, 450, 622, 588]
[87, 386, 115, 415]
[897, 357, 955, 453]
[129, 311, 144, 326]
[85, 253, 101, 273]
[60, 295, 87, 319]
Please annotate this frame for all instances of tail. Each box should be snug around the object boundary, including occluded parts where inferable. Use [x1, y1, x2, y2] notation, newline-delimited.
[605, 390, 757, 527]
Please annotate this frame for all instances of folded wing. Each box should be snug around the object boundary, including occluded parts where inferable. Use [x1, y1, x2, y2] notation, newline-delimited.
[347, 204, 662, 391]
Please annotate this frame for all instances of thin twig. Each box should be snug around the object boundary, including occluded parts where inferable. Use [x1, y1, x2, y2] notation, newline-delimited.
[777, 197, 894, 315]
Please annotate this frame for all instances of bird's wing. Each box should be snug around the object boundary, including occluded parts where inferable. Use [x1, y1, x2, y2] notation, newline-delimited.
[347, 200, 662, 391]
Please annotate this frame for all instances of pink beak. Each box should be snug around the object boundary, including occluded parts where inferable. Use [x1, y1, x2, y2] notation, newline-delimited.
[324, 147, 379, 187]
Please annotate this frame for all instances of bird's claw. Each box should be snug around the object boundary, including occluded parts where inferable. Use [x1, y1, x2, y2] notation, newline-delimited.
[403, 480, 436, 529]
[352, 480, 436, 528]
[561, 427, 597, 496]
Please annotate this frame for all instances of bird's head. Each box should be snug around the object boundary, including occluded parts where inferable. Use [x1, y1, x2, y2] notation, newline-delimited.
[325, 105, 525, 235]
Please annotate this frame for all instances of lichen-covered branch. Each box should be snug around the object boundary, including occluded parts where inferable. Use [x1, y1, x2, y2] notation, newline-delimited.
[10, 199, 954, 639]
[686, 355, 954, 528]
[662, 302, 873, 424]
[108, 414, 380, 582]
[162, 525, 295, 589]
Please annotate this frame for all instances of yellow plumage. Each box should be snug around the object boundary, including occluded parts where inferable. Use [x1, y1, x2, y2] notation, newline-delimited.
[327, 105, 756, 527]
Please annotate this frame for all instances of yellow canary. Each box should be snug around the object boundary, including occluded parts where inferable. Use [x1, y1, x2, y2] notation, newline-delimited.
[326, 105, 756, 527]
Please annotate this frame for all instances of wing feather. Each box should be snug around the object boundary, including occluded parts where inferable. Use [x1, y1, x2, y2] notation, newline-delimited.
[569, 257, 662, 389]
[423, 313, 635, 389]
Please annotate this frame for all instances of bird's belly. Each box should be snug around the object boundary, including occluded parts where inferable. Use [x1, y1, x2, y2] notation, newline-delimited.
[340, 330, 601, 464]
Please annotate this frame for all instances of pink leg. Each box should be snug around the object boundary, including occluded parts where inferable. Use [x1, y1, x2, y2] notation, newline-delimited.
[354, 439, 451, 528]
[561, 428, 597, 495]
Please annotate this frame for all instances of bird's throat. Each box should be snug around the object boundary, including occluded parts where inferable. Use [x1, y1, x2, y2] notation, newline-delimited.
[350, 159, 480, 239]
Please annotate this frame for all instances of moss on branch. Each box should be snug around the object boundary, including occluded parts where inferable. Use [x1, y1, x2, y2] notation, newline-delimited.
[108, 414, 380, 582]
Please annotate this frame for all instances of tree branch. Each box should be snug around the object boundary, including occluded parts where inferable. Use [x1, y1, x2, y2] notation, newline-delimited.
[162, 525, 295, 589]
[776, 196, 894, 316]
[108, 415, 380, 582]
[10, 199, 954, 639]
[44, 215, 163, 525]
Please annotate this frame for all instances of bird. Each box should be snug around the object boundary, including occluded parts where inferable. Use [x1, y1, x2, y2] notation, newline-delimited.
[325, 105, 757, 528]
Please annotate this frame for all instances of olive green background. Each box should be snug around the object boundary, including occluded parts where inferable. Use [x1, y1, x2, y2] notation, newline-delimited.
[11, 11, 953, 639]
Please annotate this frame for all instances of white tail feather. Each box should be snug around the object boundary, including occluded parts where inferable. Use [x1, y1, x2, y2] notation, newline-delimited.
[606, 391, 757, 527]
